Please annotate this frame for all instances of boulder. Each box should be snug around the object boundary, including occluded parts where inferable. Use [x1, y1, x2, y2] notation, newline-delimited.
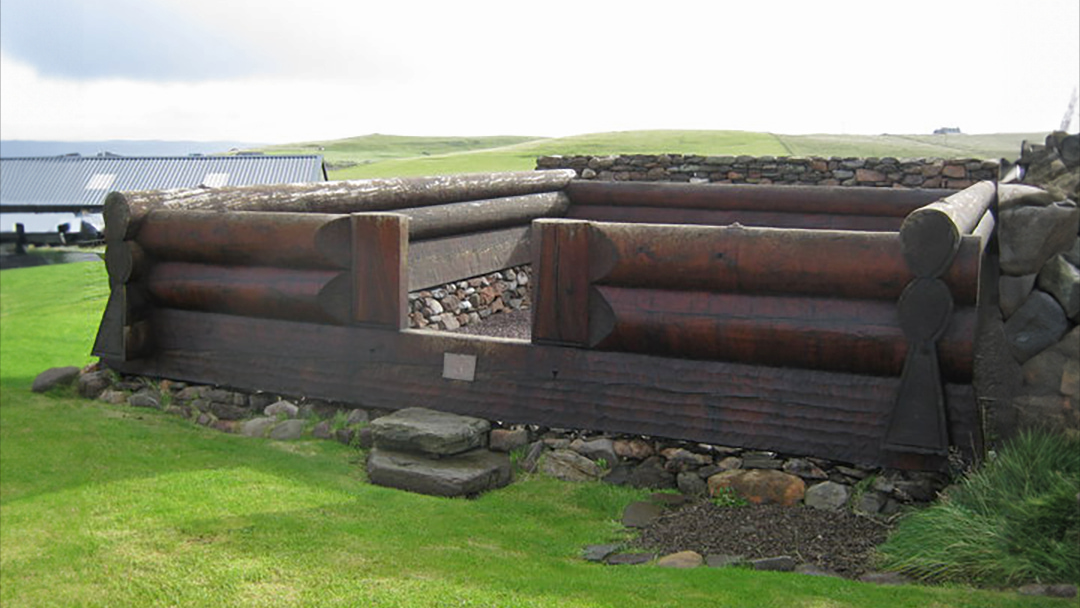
[571, 437, 619, 466]
[264, 399, 299, 418]
[489, 428, 530, 453]
[345, 408, 369, 425]
[707, 469, 806, 506]
[128, 391, 161, 409]
[613, 438, 654, 460]
[782, 458, 828, 480]
[32, 366, 80, 393]
[241, 417, 277, 438]
[804, 481, 851, 510]
[540, 449, 603, 482]
[311, 420, 334, 440]
[210, 402, 249, 421]
[76, 371, 112, 399]
[1037, 255, 1080, 321]
[998, 186, 1080, 275]
[628, 456, 677, 489]
[1003, 291, 1071, 362]
[999, 273, 1037, 318]
[677, 471, 707, 496]
[269, 419, 306, 440]
[370, 407, 489, 457]
[366, 448, 512, 497]
[657, 551, 703, 568]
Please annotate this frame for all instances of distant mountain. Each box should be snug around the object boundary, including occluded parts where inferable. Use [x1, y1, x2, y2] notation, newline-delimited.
[0, 140, 264, 158]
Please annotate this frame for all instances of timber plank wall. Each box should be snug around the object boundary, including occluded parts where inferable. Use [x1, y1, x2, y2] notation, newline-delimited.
[94, 170, 997, 470]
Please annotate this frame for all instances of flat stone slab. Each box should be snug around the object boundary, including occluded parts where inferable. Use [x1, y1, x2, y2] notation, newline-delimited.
[370, 407, 489, 457]
[366, 448, 511, 498]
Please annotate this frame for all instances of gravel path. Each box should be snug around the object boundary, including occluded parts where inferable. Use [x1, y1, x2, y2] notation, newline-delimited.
[634, 502, 892, 578]
[451, 309, 532, 340]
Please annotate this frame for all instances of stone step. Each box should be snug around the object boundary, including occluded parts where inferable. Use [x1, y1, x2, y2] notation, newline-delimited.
[369, 407, 490, 457]
[366, 448, 511, 498]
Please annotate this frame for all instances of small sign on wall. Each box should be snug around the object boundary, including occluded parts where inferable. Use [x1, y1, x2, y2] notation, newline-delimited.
[443, 353, 477, 382]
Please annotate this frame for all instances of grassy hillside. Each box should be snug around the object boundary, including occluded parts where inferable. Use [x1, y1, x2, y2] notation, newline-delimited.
[246, 130, 1047, 180]
[1, 262, 1060, 607]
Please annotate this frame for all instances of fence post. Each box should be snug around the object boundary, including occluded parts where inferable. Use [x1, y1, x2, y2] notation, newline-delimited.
[351, 213, 409, 329]
[531, 219, 592, 346]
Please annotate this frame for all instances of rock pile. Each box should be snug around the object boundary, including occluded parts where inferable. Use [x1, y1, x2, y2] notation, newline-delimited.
[537, 154, 997, 189]
[1018, 131, 1080, 201]
[366, 408, 512, 497]
[408, 265, 531, 331]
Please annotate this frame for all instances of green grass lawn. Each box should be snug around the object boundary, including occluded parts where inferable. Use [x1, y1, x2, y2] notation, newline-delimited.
[0, 261, 1063, 607]
[245, 130, 1048, 180]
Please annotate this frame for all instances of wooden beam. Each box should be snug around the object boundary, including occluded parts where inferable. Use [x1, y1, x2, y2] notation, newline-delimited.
[401, 192, 568, 240]
[104, 169, 577, 241]
[351, 213, 408, 329]
[899, 181, 996, 277]
[136, 210, 352, 270]
[567, 205, 905, 232]
[532, 219, 591, 346]
[408, 226, 530, 292]
[566, 181, 953, 217]
[106, 308, 974, 469]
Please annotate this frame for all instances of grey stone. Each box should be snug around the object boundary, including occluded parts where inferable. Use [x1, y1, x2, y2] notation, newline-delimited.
[196, 413, 213, 426]
[1004, 291, 1071, 362]
[174, 386, 206, 402]
[32, 366, 81, 393]
[241, 417, 277, 437]
[752, 556, 796, 572]
[570, 437, 618, 466]
[657, 551, 704, 568]
[705, 554, 746, 568]
[366, 448, 512, 497]
[519, 440, 546, 473]
[264, 399, 299, 418]
[782, 458, 828, 480]
[715, 456, 743, 471]
[370, 407, 489, 457]
[1062, 236, 1080, 267]
[741, 455, 783, 470]
[311, 420, 334, 440]
[540, 449, 603, 482]
[356, 426, 374, 449]
[335, 427, 357, 446]
[805, 481, 851, 510]
[247, 393, 276, 410]
[581, 543, 620, 562]
[999, 190, 1080, 275]
[628, 457, 677, 489]
[621, 501, 665, 528]
[128, 391, 161, 409]
[164, 405, 190, 418]
[999, 273, 1037, 318]
[1037, 255, 1080, 320]
[855, 491, 888, 515]
[98, 389, 128, 405]
[210, 402, 249, 421]
[268, 419, 306, 440]
[602, 464, 632, 486]
[834, 466, 870, 480]
[605, 552, 655, 565]
[677, 471, 707, 496]
[489, 428, 530, 453]
[345, 408, 369, 425]
[77, 371, 112, 399]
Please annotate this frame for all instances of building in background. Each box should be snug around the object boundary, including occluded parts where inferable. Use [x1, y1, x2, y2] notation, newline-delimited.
[0, 153, 326, 247]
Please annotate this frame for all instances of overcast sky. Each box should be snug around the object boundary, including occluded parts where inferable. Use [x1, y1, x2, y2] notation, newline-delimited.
[1, 0, 1078, 144]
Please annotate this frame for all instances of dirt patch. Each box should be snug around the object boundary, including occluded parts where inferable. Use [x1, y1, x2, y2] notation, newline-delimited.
[633, 501, 892, 578]
[451, 309, 531, 340]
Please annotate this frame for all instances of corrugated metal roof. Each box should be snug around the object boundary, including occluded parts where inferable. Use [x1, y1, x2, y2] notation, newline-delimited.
[0, 154, 326, 209]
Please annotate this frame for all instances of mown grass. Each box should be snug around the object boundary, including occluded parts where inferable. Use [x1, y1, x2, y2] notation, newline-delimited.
[877, 432, 1080, 588]
[246, 130, 1048, 180]
[0, 261, 1066, 607]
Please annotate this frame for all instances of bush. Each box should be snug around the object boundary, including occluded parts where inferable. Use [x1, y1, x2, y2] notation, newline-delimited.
[876, 430, 1080, 587]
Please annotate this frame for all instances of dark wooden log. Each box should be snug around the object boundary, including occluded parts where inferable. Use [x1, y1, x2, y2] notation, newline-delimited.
[145, 262, 351, 325]
[586, 222, 983, 302]
[107, 308, 978, 470]
[409, 226, 530, 292]
[566, 181, 953, 217]
[402, 192, 568, 240]
[586, 286, 977, 381]
[899, 181, 996, 277]
[104, 169, 577, 242]
[351, 214, 408, 329]
[532, 219, 592, 346]
[135, 210, 351, 270]
[104, 240, 148, 285]
[91, 287, 152, 361]
[567, 205, 905, 232]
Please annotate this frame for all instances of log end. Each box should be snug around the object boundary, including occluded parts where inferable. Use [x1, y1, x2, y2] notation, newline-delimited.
[900, 208, 960, 278]
[103, 192, 134, 242]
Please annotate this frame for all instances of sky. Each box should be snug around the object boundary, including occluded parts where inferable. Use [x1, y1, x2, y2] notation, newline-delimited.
[1, 0, 1078, 144]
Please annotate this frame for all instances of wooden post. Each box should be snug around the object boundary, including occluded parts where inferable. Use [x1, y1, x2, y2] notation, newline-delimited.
[532, 219, 592, 347]
[351, 213, 408, 329]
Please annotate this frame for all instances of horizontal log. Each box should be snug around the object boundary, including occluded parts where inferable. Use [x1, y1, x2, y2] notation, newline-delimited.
[145, 262, 351, 325]
[105, 169, 577, 242]
[104, 240, 148, 285]
[408, 226, 531, 292]
[567, 205, 905, 231]
[566, 181, 953, 217]
[900, 181, 996, 277]
[107, 308, 978, 469]
[402, 192, 568, 240]
[135, 210, 352, 270]
[587, 286, 976, 381]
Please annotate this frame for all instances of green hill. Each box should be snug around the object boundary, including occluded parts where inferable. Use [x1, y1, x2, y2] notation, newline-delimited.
[246, 130, 1047, 180]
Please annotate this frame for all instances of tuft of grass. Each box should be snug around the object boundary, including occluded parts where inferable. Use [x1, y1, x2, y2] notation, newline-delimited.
[877, 431, 1080, 587]
[711, 486, 750, 508]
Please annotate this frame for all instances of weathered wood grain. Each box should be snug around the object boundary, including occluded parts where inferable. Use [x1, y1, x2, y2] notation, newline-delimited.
[567, 205, 905, 231]
[401, 192, 568, 240]
[104, 169, 577, 241]
[104, 240, 148, 285]
[532, 219, 592, 346]
[900, 181, 996, 277]
[408, 226, 530, 292]
[351, 214, 408, 329]
[136, 210, 352, 270]
[106, 308, 975, 469]
[566, 181, 952, 217]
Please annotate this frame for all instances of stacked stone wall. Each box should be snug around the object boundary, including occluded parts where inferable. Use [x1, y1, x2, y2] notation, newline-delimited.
[407, 265, 531, 331]
[537, 154, 999, 189]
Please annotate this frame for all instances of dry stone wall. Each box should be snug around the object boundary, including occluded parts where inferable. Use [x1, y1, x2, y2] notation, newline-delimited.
[537, 154, 999, 189]
[407, 264, 531, 330]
